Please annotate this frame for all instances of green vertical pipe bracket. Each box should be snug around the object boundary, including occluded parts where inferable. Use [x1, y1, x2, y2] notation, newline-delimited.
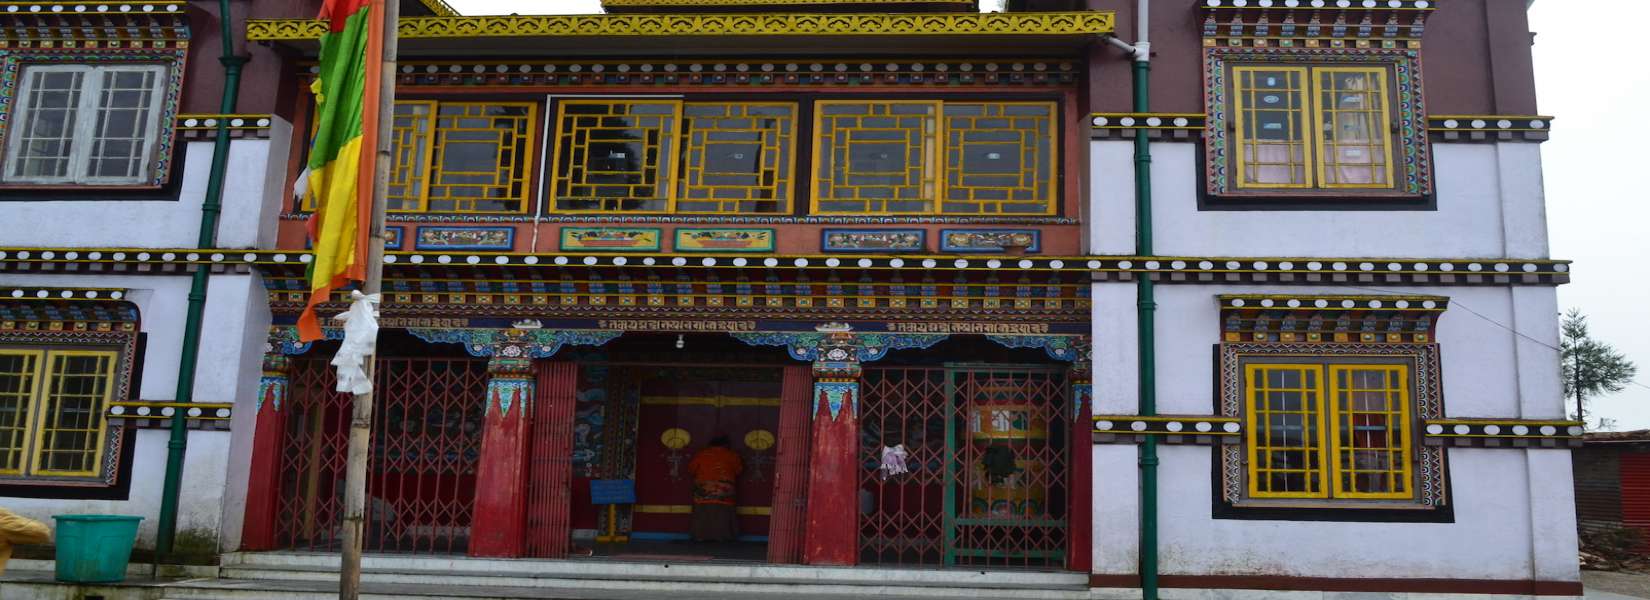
[1131, 54, 1160, 600]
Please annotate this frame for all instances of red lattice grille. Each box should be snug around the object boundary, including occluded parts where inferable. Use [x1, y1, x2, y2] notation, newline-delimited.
[859, 365, 1069, 568]
[274, 357, 487, 555]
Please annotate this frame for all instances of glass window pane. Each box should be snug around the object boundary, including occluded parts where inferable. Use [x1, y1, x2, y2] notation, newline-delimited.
[34, 352, 114, 477]
[1329, 365, 1411, 498]
[1246, 365, 1325, 497]
[86, 68, 159, 181]
[0, 352, 41, 475]
[942, 102, 1054, 215]
[553, 100, 676, 213]
[7, 68, 85, 181]
[427, 103, 534, 214]
[813, 101, 938, 215]
[1316, 68, 1392, 188]
[1233, 67, 1310, 188]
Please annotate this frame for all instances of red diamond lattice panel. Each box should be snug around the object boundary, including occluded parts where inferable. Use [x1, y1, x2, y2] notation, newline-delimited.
[274, 357, 488, 555]
[859, 365, 1070, 568]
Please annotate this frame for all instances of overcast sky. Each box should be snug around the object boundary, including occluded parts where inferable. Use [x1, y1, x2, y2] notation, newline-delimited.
[447, 0, 1647, 430]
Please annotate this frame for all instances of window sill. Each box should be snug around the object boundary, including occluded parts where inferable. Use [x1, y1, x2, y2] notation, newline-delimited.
[1198, 191, 1435, 212]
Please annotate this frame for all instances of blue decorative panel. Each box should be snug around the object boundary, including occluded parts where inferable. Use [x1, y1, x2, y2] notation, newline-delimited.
[939, 229, 1041, 253]
[821, 229, 927, 253]
[414, 226, 515, 251]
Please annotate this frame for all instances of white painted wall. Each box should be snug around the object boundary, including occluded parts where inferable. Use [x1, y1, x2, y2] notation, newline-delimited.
[1088, 141, 1552, 259]
[0, 138, 278, 250]
[1088, 281, 1579, 582]
[0, 272, 271, 549]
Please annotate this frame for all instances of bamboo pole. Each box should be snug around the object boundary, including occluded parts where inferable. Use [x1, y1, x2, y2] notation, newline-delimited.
[339, 0, 397, 596]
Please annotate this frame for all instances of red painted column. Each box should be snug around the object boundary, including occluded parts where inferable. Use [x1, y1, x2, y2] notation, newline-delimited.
[803, 330, 862, 566]
[1067, 340, 1094, 573]
[240, 352, 290, 551]
[469, 355, 535, 558]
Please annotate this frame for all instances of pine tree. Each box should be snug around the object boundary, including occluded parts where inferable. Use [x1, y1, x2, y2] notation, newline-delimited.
[1560, 309, 1638, 428]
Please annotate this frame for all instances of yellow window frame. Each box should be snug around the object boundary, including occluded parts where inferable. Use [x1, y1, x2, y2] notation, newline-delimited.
[1232, 66, 1313, 190]
[1231, 64, 1396, 192]
[28, 350, 116, 478]
[811, 100, 1059, 217]
[303, 100, 538, 215]
[1326, 364, 1413, 500]
[548, 98, 685, 215]
[1244, 363, 1330, 499]
[675, 101, 800, 215]
[385, 100, 440, 213]
[0, 349, 44, 477]
[1311, 66, 1395, 190]
[941, 101, 1060, 216]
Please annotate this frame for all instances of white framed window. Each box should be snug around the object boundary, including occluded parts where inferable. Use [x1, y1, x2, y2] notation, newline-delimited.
[3, 64, 169, 185]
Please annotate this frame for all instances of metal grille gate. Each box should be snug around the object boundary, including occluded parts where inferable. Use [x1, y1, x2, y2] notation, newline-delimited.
[275, 357, 488, 555]
[525, 361, 577, 558]
[859, 365, 1070, 568]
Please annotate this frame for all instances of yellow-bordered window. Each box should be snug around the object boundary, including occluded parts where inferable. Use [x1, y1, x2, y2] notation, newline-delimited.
[1244, 362, 1413, 501]
[1231, 65, 1394, 191]
[0, 348, 117, 480]
[813, 100, 1057, 216]
[550, 99, 683, 213]
[677, 102, 797, 214]
[306, 100, 537, 214]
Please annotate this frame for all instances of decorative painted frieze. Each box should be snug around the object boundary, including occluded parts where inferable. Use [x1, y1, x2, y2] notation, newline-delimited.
[407, 327, 623, 359]
[1092, 415, 1242, 445]
[821, 229, 926, 253]
[1199, 0, 1433, 48]
[1427, 115, 1553, 142]
[1421, 419, 1584, 448]
[414, 226, 515, 251]
[0, 2, 191, 46]
[246, 12, 1115, 42]
[939, 229, 1041, 254]
[560, 228, 662, 252]
[1219, 294, 1446, 344]
[675, 228, 774, 253]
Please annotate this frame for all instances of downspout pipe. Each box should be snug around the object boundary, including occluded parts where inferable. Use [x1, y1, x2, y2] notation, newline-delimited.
[155, 0, 247, 557]
[1106, 0, 1156, 596]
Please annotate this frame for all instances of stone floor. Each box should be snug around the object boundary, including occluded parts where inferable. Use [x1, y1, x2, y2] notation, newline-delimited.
[1586, 570, 1650, 599]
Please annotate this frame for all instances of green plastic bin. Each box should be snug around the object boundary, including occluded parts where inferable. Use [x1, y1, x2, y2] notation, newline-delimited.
[52, 515, 143, 583]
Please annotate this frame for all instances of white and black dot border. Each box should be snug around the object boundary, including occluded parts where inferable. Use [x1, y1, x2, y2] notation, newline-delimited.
[1428, 115, 1553, 142]
[1093, 415, 1243, 445]
[0, 286, 129, 302]
[175, 114, 275, 141]
[1091, 113, 1206, 140]
[0, 249, 1575, 285]
[107, 402, 233, 431]
[1421, 419, 1583, 448]
[1220, 294, 1447, 311]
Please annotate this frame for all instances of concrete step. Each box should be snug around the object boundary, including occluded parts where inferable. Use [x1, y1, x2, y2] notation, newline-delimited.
[213, 552, 1090, 599]
[156, 576, 953, 600]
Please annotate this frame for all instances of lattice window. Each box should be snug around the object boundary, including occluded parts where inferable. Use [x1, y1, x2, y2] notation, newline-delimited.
[1242, 360, 1414, 501]
[4, 64, 168, 185]
[677, 102, 796, 214]
[942, 102, 1056, 215]
[1226, 62, 1397, 192]
[813, 101, 941, 215]
[551, 100, 681, 213]
[0, 348, 116, 480]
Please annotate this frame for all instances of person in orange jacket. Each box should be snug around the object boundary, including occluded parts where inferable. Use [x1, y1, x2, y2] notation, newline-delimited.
[686, 435, 744, 543]
[0, 507, 50, 575]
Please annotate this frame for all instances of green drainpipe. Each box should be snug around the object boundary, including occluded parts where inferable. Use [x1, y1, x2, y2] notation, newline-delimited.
[1131, 50, 1159, 600]
[155, 0, 247, 557]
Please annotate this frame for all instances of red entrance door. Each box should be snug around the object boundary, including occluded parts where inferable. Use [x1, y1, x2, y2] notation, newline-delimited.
[632, 368, 782, 540]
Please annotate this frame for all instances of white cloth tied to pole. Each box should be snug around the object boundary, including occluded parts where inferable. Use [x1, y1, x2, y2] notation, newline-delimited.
[331, 291, 380, 395]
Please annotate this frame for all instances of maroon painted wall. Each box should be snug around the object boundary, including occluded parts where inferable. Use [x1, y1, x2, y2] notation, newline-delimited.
[1083, 0, 1543, 115]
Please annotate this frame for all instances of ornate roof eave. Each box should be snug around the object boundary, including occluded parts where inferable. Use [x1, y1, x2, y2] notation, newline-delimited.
[0, 248, 1573, 286]
[0, 0, 191, 46]
[244, 11, 1115, 51]
[601, 0, 978, 12]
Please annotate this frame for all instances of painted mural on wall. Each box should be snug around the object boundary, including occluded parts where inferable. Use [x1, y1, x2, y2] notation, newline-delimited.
[940, 229, 1041, 253]
[572, 359, 609, 477]
[675, 228, 775, 253]
[821, 229, 926, 252]
[561, 227, 662, 252]
[414, 226, 514, 251]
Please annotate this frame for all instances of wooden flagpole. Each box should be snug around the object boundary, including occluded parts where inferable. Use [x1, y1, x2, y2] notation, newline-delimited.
[340, 0, 397, 596]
